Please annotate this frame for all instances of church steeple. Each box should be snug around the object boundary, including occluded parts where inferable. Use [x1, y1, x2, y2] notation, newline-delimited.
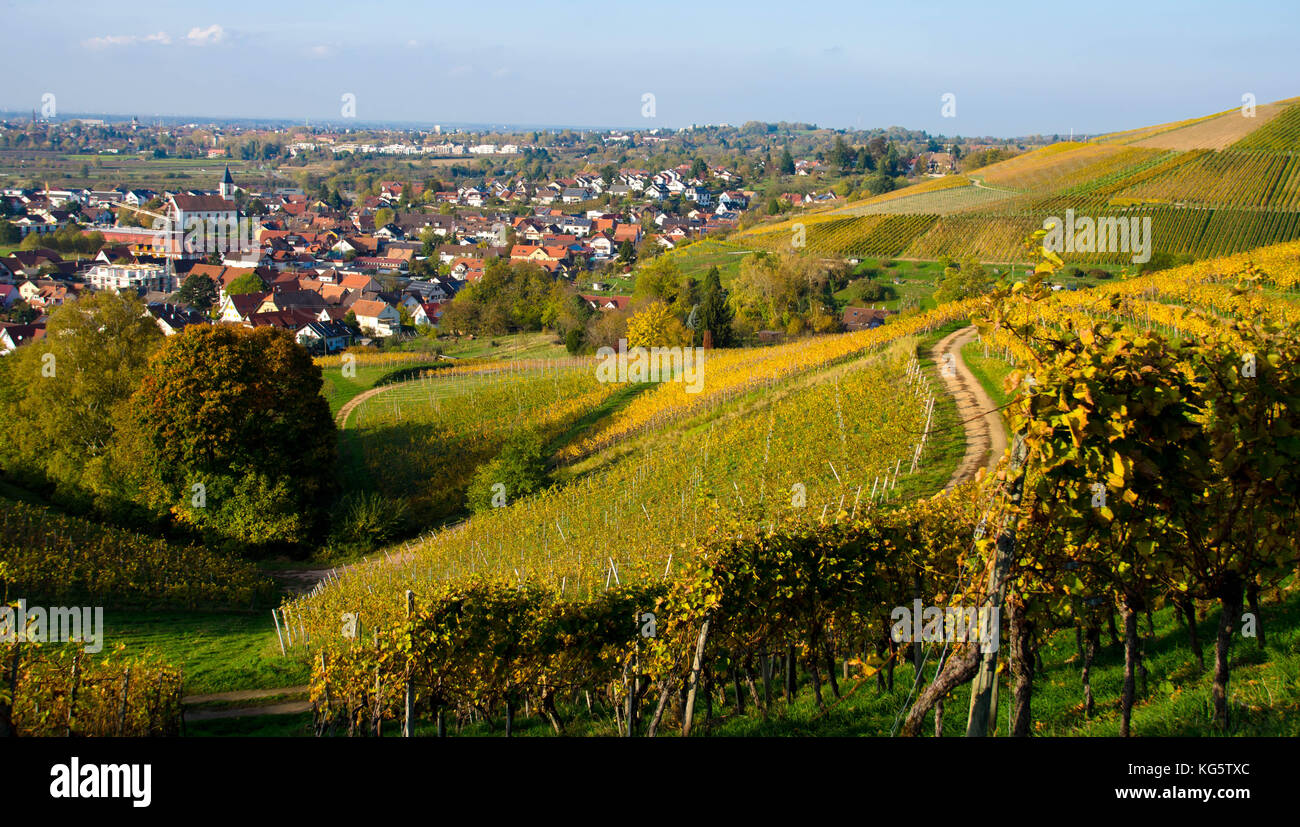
[220, 165, 234, 198]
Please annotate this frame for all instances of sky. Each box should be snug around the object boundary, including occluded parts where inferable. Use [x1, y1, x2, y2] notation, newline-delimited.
[3, 0, 1297, 137]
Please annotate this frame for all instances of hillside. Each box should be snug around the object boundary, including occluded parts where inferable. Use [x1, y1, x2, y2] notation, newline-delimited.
[735, 97, 1300, 264]
[276, 236, 1300, 738]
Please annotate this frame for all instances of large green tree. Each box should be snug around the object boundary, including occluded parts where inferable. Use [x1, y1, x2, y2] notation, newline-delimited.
[122, 325, 337, 551]
[0, 292, 163, 510]
[175, 273, 218, 309]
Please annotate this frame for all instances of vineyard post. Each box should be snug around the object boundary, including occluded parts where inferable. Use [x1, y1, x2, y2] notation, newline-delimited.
[117, 667, 131, 736]
[0, 642, 19, 737]
[966, 432, 1027, 737]
[403, 590, 415, 737]
[66, 652, 81, 737]
[272, 609, 286, 655]
[681, 614, 712, 737]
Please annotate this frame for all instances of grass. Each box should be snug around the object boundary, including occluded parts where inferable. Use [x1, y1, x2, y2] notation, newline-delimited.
[101, 611, 309, 697]
[655, 239, 757, 286]
[320, 363, 436, 416]
[961, 338, 1016, 411]
[436, 331, 570, 361]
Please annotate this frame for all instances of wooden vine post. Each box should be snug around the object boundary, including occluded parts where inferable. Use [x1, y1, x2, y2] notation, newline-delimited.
[966, 433, 1027, 737]
[403, 589, 415, 737]
[681, 614, 712, 737]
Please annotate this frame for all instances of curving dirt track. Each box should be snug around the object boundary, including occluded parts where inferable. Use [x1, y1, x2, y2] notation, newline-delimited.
[930, 325, 1007, 490]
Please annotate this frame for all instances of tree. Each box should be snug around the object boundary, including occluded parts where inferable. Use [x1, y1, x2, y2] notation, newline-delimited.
[224, 271, 264, 295]
[0, 292, 163, 511]
[699, 266, 734, 347]
[175, 273, 219, 309]
[626, 300, 688, 348]
[934, 257, 992, 303]
[778, 147, 795, 175]
[632, 256, 683, 304]
[121, 325, 337, 551]
[565, 327, 584, 354]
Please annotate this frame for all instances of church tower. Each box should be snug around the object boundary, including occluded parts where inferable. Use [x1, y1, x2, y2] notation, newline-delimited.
[220, 165, 234, 199]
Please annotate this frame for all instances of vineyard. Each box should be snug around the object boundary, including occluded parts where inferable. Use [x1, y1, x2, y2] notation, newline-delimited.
[0, 497, 274, 609]
[338, 359, 618, 527]
[1114, 150, 1300, 209]
[737, 100, 1300, 265]
[0, 641, 183, 736]
[261, 236, 1300, 739]
[1230, 100, 1300, 151]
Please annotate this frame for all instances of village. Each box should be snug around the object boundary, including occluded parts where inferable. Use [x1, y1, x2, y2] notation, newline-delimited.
[0, 156, 764, 355]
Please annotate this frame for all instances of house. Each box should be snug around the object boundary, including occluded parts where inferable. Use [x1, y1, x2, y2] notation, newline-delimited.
[0, 323, 44, 355]
[580, 294, 632, 312]
[147, 303, 209, 335]
[612, 224, 642, 245]
[167, 193, 239, 258]
[219, 291, 270, 323]
[246, 308, 320, 331]
[296, 320, 354, 354]
[350, 299, 401, 337]
[340, 273, 382, 293]
[561, 187, 595, 204]
[586, 236, 614, 258]
[257, 290, 327, 315]
[85, 263, 177, 296]
[842, 306, 892, 331]
[684, 186, 713, 206]
[718, 191, 749, 211]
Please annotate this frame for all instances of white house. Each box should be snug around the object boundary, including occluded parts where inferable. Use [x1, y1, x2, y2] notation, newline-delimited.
[350, 299, 401, 337]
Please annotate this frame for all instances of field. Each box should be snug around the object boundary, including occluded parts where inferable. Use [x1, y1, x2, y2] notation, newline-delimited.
[0, 150, 278, 191]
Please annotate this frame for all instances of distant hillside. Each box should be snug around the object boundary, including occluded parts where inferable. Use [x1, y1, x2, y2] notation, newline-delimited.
[737, 97, 1300, 264]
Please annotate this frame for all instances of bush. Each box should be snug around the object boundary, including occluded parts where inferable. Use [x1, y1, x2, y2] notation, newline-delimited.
[857, 280, 897, 303]
[565, 327, 584, 354]
[330, 491, 411, 551]
[466, 430, 551, 513]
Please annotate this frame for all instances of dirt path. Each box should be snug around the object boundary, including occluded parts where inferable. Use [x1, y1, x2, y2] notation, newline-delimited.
[184, 685, 310, 705]
[931, 325, 1007, 490]
[184, 700, 312, 722]
[335, 382, 400, 428]
[183, 685, 311, 722]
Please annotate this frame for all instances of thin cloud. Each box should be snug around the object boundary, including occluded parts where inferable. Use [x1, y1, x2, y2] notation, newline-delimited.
[83, 32, 171, 49]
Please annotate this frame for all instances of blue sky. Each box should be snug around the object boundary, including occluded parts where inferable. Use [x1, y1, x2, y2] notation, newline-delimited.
[3, 0, 1297, 135]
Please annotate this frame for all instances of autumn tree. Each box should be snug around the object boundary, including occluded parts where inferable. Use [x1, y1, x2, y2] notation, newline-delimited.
[122, 325, 337, 553]
[626, 300, 689, 348]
